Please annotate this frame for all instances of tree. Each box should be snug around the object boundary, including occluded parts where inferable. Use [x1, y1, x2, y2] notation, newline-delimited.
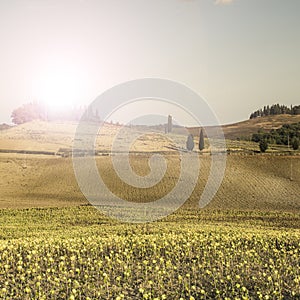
[292, 105, 300, 115]
[259, 139, 268, 153]
[199, 129, 205, 151]
[11, 102, 45, 125]
[186, 134, 194, 151]
[291, 137, 299, 150]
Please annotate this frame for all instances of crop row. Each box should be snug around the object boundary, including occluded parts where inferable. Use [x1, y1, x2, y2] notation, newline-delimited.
[0, 230, 299, 299]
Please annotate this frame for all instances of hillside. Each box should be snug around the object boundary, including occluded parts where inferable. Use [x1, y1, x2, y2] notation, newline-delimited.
[0, 154, 299, 212]
[1, 117, 299, 156]
[0, 121, 77, 152]
[188, 114, 300, 140]
[3, 114, 300, 144]
[0, 120, 193, 154]
[0, 119, 299, 212]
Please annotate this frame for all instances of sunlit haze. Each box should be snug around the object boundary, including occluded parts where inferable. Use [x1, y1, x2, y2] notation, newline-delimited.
[0, 0, 299, 125]
[32, 57, 89, 109]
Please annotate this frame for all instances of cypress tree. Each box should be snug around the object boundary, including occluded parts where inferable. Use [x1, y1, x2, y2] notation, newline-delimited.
[186, 134, 194, 151]
[199, 129, 205, 151]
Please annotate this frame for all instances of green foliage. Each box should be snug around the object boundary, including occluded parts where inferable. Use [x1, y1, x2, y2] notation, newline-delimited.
[186, 134, 194, 151]
[252, 122, 300, 147]
[259, 140, 268, 153]
[292, 137, 299, 150]
[199, 129, 205, 151]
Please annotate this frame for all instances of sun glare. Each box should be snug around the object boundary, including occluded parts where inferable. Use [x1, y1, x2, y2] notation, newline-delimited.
[33, 60, 88, 110]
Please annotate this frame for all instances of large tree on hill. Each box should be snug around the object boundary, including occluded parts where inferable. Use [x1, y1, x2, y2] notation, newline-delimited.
[11, 102, 45, 125]
[199, 129, 205, 151]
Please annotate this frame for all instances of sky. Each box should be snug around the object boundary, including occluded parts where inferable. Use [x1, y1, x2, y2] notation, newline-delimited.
[0, 0, 299, 126]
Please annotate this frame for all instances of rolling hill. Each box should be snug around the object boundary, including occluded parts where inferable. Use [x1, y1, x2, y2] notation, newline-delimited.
[0, 116, 299, 212]
[0, 154, 299, 212]
[188, 114, 300, 140]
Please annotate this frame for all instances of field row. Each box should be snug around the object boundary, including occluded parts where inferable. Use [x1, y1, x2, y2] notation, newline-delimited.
[0, 155, 299, 212]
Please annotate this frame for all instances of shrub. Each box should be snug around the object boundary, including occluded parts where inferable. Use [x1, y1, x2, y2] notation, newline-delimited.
[291, 138, 299, 150]
[259, 140, 268, 153]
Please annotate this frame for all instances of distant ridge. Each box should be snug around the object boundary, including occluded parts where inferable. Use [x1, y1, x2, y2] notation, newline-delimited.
[188, 114, 300, 140]
[2, 114, 300, 143]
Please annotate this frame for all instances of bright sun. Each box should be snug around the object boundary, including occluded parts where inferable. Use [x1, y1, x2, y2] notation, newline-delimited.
[33, 60, 88, 110]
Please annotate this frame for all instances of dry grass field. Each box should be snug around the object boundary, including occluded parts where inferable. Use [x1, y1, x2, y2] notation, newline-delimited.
[222, 114, 300, 139]
[0, 120, 299, 212]
[0, 153, 299, 212]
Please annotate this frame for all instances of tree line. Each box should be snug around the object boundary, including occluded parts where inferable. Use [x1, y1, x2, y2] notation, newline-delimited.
[11, 102, 99, 125]
[249, 104, 300, 119]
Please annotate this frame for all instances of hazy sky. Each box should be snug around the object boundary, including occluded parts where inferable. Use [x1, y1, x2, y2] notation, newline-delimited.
[0, 0, 299, 125]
